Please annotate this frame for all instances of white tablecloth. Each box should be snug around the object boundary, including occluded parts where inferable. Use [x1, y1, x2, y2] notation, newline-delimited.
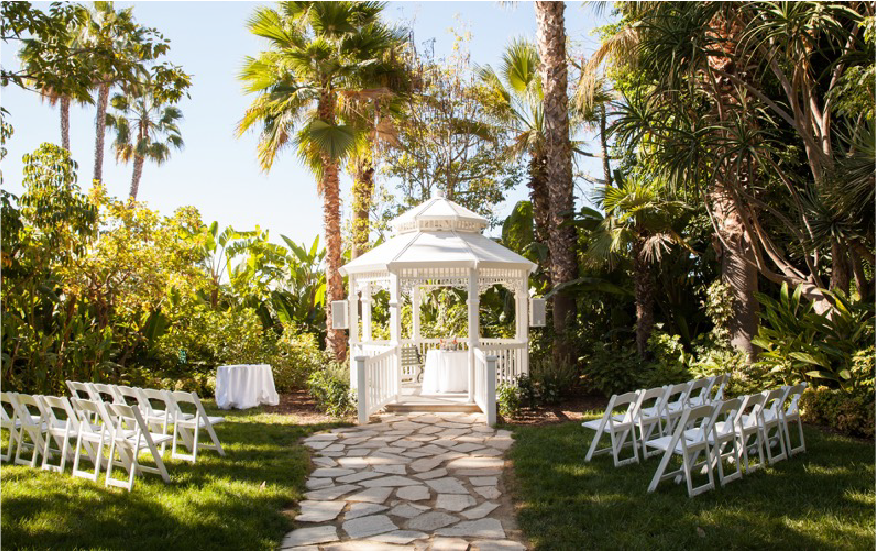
[422, 350, 469, 394]
[215, 364, 280, 409]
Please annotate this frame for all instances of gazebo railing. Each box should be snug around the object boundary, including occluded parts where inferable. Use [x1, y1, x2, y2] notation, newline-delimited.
[472, 348, 497, 426]
[481, 341, 528, 387]
[354, 349, 397, 424]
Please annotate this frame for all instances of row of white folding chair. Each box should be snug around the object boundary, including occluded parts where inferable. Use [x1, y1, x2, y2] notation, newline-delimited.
[582, 376, 731, 466]
[0, 392, 171, 491]
[646, 383, 807, 497]
[65, 380, 226, 464]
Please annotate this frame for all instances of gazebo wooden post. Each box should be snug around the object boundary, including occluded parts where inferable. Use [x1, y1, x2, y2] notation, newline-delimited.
[389, 272, 403, 401]
[467, 267, 479, 404]
[348, 275, 359, 388]
[412, 285, 421, 355]
[515, 283, 529, 376]
[361, 284, 372, 343]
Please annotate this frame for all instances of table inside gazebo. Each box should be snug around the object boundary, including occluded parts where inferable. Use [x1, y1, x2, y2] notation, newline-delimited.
[422, 349, 469, 394]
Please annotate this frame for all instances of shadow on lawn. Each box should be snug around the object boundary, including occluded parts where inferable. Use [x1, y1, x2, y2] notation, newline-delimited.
[509, 421, 875, 551]
[0, 404, 349, 551]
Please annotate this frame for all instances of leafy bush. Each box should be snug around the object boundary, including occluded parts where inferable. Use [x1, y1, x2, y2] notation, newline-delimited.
[270, 330, 332, 392]
[306, 362, 354, 417]
[802, 385, 875, 439]
[647, 329, 693, 386]
[497, 384, 521, 418]
[580, 343, 647, 396]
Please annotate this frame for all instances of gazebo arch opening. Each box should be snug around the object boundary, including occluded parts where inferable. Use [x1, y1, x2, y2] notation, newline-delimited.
[339, 190, 537, 426]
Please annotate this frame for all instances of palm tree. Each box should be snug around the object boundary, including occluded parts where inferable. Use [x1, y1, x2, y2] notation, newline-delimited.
[78, 1, 137, 186]
[106, 75, 184, 201]
[534, 1, 577, 347]
[588, 174, 690, 358]
[478, 39, 550, 248]
[238, 1, 399, 360]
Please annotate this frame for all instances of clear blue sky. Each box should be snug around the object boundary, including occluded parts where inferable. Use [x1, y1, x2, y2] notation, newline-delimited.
[2, 1, 611, 246]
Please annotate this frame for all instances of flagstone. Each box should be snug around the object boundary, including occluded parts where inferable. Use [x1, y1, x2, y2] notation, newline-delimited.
[412, 468, 448, 480]
[459, 502, 499, 520]
[305, 477, 333, 490]
[337, 471, 384, 484]
[295, 500, 346, 522]
[435, 494, 476, 512]
[425, 477, 469, 495]
[359, 475, 421, 487]
[435, 519, 505, 539]
[311, 467, 355, 478]
[368, 530, 428, 544]
[395, 485, 430, 501]
[342, 515, 397, 539]
[404, 511, 459, 531]
[473, 486, 501, 499]
[374, 464, 407, 474]
[469, 476, 497, 486]
[280, 526, 339, 548]
[344, 503, 389, 520]
[305, 484, 360, 501]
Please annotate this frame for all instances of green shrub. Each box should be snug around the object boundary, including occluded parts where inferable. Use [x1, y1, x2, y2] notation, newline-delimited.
[580, 343, 647, 396]
[306, 362, 354, 417]
[647, 329, 692, 386]
[269, 330, 332, 392]
[802, 385, 875, 439]
[497, 384, 521, 418]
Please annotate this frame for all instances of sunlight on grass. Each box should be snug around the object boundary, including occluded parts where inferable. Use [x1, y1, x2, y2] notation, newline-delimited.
[510, 422, 875, 551]
[1, 402, 350, 550]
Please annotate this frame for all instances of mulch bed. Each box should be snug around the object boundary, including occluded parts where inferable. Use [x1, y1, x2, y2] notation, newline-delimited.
[265, 389, 355, 424]
[500, 394, 610, 426]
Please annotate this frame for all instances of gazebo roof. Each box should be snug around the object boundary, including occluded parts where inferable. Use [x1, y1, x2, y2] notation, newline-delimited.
[340, 191, 536, 276]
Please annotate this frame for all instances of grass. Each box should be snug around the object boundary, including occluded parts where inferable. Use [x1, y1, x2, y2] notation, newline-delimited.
[1, 401, 350, 550]
[508, 417, 875, 551]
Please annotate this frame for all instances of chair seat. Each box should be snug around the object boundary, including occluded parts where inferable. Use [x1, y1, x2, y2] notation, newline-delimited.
[118, 432, 174, 447]
[712, 421, 735, 438]
[178, 416, 225, 428]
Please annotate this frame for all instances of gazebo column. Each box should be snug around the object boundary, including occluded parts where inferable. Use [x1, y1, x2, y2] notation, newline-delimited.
[348, 275, 359, 388]
[412, 286, 421, 352]
[467, 268, 479, 404]
[389, 273, 402, 401]
[515, 284, 529, 376]
[361, 284, 372, 342]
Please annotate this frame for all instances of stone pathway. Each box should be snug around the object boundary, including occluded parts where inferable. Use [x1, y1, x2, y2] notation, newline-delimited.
[281, 413, 527, 551]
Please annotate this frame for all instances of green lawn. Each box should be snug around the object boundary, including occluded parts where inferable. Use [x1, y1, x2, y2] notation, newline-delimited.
[1, 402, 349, 550]
[508, 418, 875, 551]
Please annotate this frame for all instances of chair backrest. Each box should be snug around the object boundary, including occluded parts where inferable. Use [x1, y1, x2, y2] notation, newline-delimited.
[87, 383, 119, 404]
[15, 394, 47, 427]
[761, 388, 785, 420]
[114, 386, 147, 410]
[634, 386, 667, 417]
[66, 380, 92, 401]
[70, 398, 113, 429]
[735, 393, 766, 429]
[0, 392, 19, 426]
[663, 383, 690, 410]
[608, 391, 639, 424]
[782, 383, 806, 417]
[107, 403, 148, 439]
[401, 345, 421, 367]
[710, 398, 742, 433]
[38, 395, 80, 432]
[687, 378, 713, 404]
[138, 388, 173, 418]
[711, 374, 729, 401]
[678, 404, 715, 443]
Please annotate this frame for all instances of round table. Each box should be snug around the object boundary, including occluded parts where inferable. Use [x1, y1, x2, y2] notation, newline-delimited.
[422, 350, 469, 394]
[215, 364, 280, 409]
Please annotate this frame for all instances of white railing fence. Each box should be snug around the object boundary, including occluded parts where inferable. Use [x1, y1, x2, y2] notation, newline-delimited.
[480, 342, 528, 387]
[355, 349, 397, 424]
[472, 348, 497, 427]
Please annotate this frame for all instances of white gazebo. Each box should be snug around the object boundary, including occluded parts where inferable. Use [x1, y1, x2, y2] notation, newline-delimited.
[336, 191, 544, 426]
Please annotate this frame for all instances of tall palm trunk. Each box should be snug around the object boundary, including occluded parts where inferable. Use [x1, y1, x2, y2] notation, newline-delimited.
[527, 154, 550, 243]
[633, 234, 656, 359]
[93, 81, 110, 186]
[319, 92, 346, 361]
[351, 154, 374, 259]
[535, 1, 577, 344]
[128, 119, 146, 201]
[60, 97, 71, 151]
[830, 237, 850, 294]
[599, 102, 612, 186]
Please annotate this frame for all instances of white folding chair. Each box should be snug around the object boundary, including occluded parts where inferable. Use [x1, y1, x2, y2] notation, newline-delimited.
[582, 391, 640, 467]
[702, 398, 743, 486]
[0, 392, 21, 463]
[633, 386, 667, 459]
[13, 394, 49, 467]
[170, 391, 226, 463]
[781, 383, 807, 456]
[66, 380, 92, 401]
[760, 388, 789, 464]
[659, 383, 690, 435]
[70, 398, 116, 482]
[137, 388, 190, 454]
[710, 374, 729, 403]
[38, 395, 92, 473]
[647, 404, 716, 497]
[105, 403, 172, 491]
[87, 383, 120, 405]
[687, 377, 714, 407]
[735, 393, 767, 473]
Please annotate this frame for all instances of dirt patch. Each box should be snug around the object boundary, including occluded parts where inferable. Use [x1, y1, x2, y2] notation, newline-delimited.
[498, 394, 610, 426]
[262, 389, 355, 425]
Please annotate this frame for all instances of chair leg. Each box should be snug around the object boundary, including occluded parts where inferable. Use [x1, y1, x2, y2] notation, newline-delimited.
[585, 428, 604, 463]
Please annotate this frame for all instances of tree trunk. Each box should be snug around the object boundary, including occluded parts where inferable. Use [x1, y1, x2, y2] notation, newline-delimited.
[535, 1, 577, 346]
[599, 102, 612, 186]
[633, 235, 655, 359]
[319, 92, 347, 362]
[709, 182, 758, 361]
[351, 154, 374, 260]
[527, 154, 550, 245]
[829, 237, 850, 295]
[850, 246, 871, 300]
[129, 155, 144, 201]
[60, 96, 71, 152]
[93, 81, 110, 186]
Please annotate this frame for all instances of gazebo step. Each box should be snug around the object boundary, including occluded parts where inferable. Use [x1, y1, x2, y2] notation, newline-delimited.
[384, 402, 483, 413]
